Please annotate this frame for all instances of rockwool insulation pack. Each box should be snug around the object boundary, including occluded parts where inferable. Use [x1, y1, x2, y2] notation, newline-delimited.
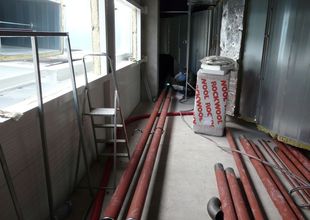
[193, 56, 235, 136]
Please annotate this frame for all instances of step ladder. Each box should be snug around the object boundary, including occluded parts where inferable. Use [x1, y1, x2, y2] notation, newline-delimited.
[82, 53, 130, 189]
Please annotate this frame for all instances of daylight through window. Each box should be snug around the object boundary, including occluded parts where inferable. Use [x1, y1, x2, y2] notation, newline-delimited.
[114, 0, 141, 69]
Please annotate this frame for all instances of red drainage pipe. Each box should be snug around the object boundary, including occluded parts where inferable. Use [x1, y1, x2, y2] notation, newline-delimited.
[214, 164, 237, 220]
[89, 159, 113, 220]
[125, 111, 193, 125]
[239, 137, 297, 220]
[126, 90, 172, 220]
[274, 147, 307, 183]
[259, 140, 310, 204]
[274, 146, 310, 200]
[226, 129, 265, 220]
[276, 141, 310, 181]
[287, 146, 310, 172]
[248, 140, 305, 219]
[225, 167, 250, 220]
[102, 89, 167, 220]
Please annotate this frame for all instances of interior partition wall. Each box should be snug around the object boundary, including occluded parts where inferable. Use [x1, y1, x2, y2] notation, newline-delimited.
[239, 0, 310, 148]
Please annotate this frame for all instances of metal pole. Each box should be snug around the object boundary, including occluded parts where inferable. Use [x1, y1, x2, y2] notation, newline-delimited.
[31, 36, 54, 220]
[185, 3, 192, 100]
[82, 56, 99, 159]
[66, 36, 93, 197]
[0, 144, 24, 220]
[207, 10, 213, 57]
[113, 90, 118, 189]
[0, 31, 68, 37]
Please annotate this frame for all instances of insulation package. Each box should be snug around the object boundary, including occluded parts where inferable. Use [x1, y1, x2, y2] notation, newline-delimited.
[193, 56, 235, 136]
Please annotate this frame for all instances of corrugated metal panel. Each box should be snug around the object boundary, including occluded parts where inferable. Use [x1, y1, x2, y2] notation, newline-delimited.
[239, 0, 268, 120]
[257, 0, 310, 146]
[160, 15, 188, 72]
[209, 2, 222, 56]
[189, 10, 212, 74]
[188, 0, 218, 5]
[179, 16, 188, 70]
[160, 19, 170, 54]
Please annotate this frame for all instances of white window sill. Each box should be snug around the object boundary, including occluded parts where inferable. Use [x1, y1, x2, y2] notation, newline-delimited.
[0, 60, 141, 123]
[116, 60, 135, 70]
[0, 61, 107, 123]
[116, 59, 143, 71]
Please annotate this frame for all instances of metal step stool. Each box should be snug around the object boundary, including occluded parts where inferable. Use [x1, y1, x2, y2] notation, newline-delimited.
[82, 53, 130, 189]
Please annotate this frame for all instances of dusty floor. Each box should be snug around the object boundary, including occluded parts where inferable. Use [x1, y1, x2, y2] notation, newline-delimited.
[67, 92, 310, 220]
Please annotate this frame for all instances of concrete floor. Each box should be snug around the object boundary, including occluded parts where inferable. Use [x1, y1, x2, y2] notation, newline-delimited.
[67, 92, 310, 220]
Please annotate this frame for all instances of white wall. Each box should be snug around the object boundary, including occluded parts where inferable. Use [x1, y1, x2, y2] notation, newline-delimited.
[116, 63, 141, 119]
[141, 0, 159, 99]
[0, 64, 141, 219]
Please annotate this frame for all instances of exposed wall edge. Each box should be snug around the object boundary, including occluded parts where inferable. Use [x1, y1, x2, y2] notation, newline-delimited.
[257, 125, 310, 151]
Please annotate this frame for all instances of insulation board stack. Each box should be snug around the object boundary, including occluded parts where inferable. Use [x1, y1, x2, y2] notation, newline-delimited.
[193, 56, 235, 136]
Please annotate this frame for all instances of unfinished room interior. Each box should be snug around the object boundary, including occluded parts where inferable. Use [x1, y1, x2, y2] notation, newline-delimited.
[0, 0, 309, 219]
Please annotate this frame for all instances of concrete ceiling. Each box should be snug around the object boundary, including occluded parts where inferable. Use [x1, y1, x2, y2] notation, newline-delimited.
[160, 0, 188, 12]
[160, 0, 217, 13]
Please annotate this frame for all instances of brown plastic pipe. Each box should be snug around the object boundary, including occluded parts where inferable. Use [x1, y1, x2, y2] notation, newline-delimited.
[274, 147, 307, 183]
[287, 146, 310, 171]
[239, 137, 297, 220]
[89, 159, 113, 220]
[259, 140, 310, 204]
[274, 146, 310, 200]
[225, 167, 250, 220]
[226, 129, 265, 220]
[102, 89, 167, 220]
[215, 163, 237, 220]
[248, 140, 305, 219]
[125, 111, 193, 125]
[276, 141, 310, 181]
[125, 90, 172, 220]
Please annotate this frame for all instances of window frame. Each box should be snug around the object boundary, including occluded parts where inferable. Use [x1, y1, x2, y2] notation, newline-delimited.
[114, 0, 141, 70]
[0, 0, 108, 111]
